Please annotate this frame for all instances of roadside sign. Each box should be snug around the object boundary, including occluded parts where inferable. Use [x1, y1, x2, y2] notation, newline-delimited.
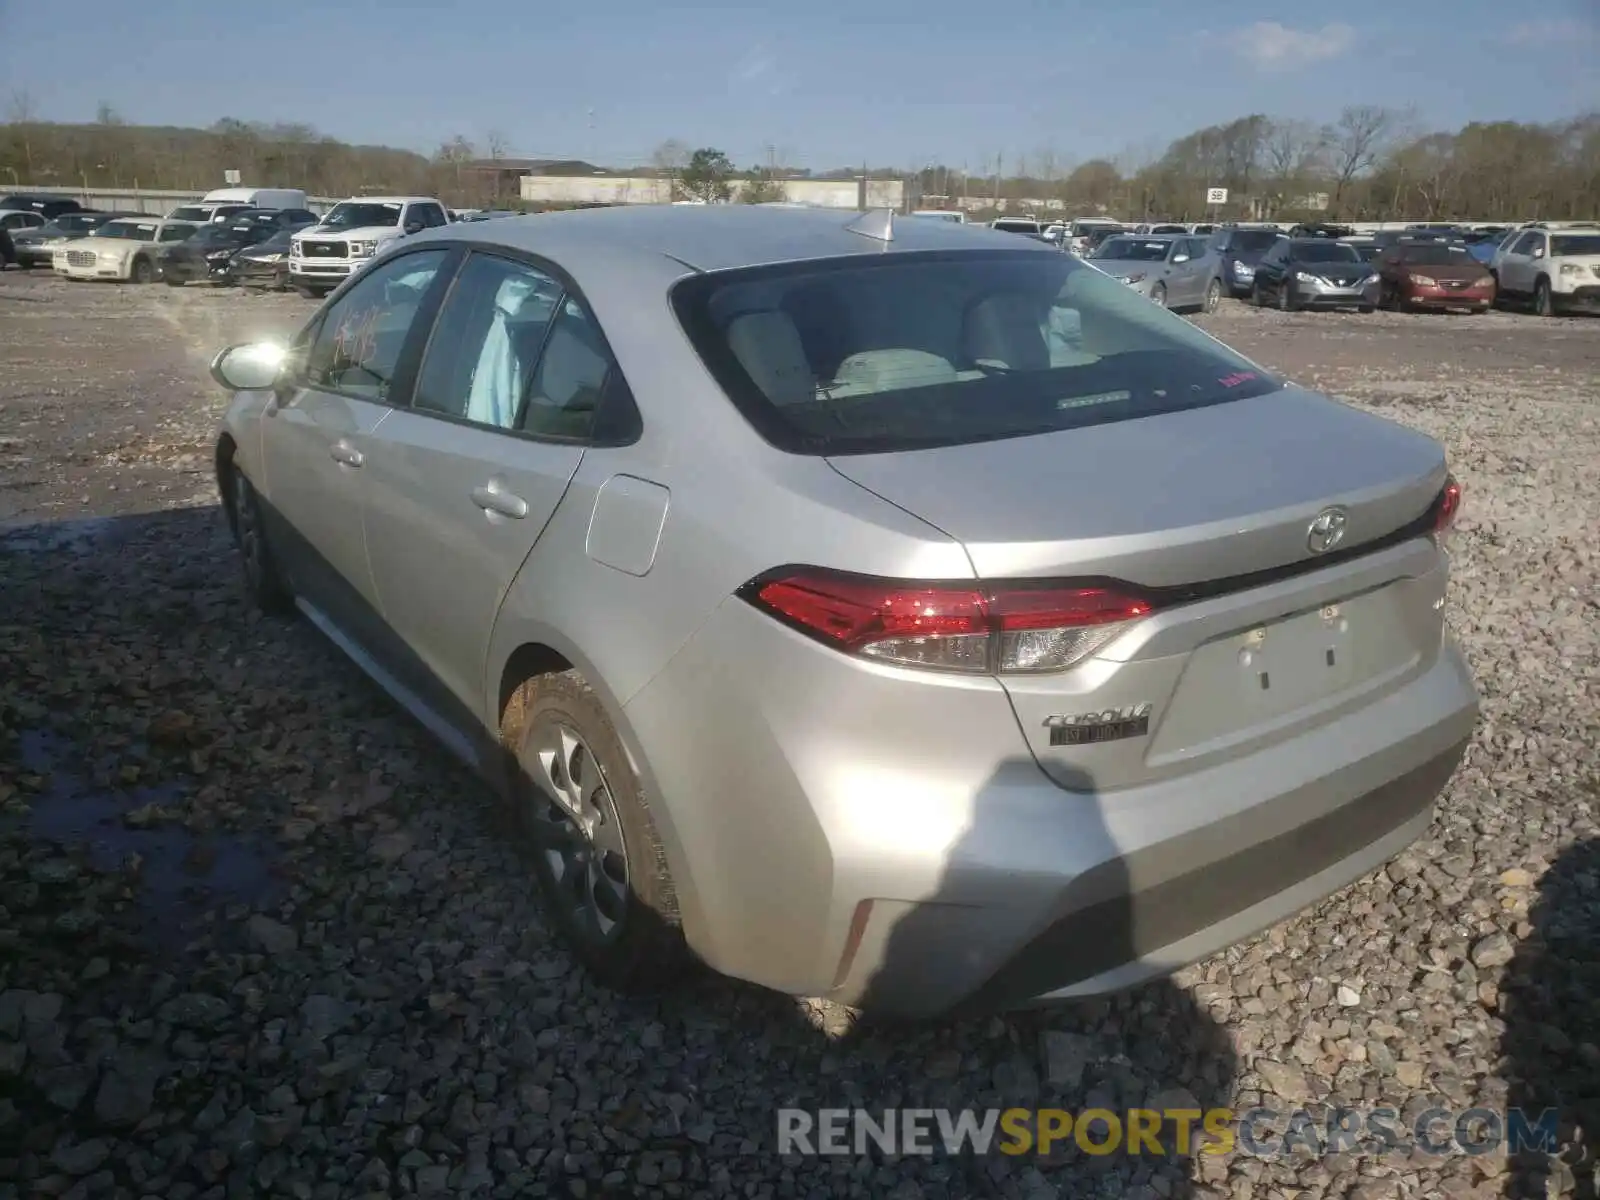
[224, 169, 242, 185]
[1206, 187, 1228, 205]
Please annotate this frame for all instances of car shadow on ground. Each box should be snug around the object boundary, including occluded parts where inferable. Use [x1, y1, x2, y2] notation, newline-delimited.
[1501, 836, 1599, 1199]
[2, 504, 1236, 1196]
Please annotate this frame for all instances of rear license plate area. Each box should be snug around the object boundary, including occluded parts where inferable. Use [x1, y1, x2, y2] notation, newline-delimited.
[1233, 604, 1356, 717]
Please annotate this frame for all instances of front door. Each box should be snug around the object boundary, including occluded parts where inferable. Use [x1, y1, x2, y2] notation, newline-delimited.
[362, 251, 619, 720]
[257, 247, 455, 639]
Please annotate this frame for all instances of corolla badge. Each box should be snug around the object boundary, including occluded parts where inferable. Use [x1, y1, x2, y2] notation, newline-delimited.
[1306, 506, 1349, 555]
[1043, 703, 1153, 747]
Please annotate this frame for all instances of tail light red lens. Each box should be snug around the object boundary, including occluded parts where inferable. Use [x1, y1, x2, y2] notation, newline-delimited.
[1433, 476, 1462, 534]
[743, 569, 1154, 674]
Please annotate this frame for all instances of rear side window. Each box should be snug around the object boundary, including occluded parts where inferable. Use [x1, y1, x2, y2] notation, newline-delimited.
[672, 250, 1279, 456]
[413, 253, 564, 430]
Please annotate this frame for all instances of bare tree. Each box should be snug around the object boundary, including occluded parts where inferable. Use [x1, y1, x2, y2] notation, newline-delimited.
[483, 129, 511, 203]
[1262, 119, 1327, 215]
[1324, 105, 1398, 211]
[7, 89, 38, 179]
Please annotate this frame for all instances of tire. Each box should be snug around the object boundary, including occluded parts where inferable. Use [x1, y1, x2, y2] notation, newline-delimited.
[1358, 305, 1375, 314]
[1277, 282, 1296, 312]
[229, 467, 292, 614]
[1149, 283, 1167, 309]
[130, 257, 154, 284]
[1534, 277, 1556, 318]
[1251, 282, 1266, 308]
[1202, 279, 1222, 314]
[164, 275, 185, 288]
[500, 670, 691, 993]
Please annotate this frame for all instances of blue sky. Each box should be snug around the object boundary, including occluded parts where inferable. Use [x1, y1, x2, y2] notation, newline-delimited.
[2, 0, 1596, 171]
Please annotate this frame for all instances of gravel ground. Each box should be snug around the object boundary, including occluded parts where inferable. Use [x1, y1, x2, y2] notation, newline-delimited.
[1, 271, 1596, 1199]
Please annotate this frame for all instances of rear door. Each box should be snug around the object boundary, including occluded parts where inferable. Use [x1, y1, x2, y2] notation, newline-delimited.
[1498, 231, 1539, 295]
[361, 249, 625, 719]
[256, 247, 456, 643]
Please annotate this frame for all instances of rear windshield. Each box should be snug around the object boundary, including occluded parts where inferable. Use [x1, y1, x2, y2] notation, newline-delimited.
[168, 206, 210, 221]
[1553, 234, 1600, 256]
[671, 250, 1279, 455]
[95, 221, 159, 242]
[993, 220, 1041, 234]
[1292, 242, 1361, 263]
[1401, 243, 1476, 266]
[1091, 238, 1172, 262]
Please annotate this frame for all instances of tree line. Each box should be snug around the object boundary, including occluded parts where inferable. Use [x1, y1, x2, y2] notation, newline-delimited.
[931, 107, 1600, 222]
[3, 93, 1596, 222]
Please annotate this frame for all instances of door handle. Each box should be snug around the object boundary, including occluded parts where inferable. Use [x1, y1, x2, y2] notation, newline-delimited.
[472, 482, 528, 519]
[329, 440, 364, 467]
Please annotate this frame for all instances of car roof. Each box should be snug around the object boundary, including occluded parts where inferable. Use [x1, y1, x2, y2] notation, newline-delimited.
[334, 196, 437, 204]
[415, 204, 1060, 273]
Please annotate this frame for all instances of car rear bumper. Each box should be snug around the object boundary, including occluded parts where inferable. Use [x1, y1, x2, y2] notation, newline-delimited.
[622, 592, 1479, 1018]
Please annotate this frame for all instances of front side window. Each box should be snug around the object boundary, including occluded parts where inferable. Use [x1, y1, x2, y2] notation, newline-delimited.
[414, 253, 565, 430]
[304, 250, 451, 401]
[673, 249, 1279, 456]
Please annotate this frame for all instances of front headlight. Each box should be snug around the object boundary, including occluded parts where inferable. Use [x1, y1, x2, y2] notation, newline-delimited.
[1410, 274, 1438, 287]
[1118, 272, 1147, 285]
[1232, 262, 1254, 276]
[258, 253, 284, 263]
[206, 249, 234, 261]
[1294, 271, 1317, 283]
[350, 240, 378, 257]
[1558, 263, 1582, 275]
[1362, 273, 1379, 285]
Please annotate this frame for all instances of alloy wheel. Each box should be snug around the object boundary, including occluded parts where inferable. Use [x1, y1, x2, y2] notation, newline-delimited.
[524, 717, 630, 942]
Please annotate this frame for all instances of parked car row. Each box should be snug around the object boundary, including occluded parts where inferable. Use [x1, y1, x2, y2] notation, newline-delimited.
[1, 186, 465, 298]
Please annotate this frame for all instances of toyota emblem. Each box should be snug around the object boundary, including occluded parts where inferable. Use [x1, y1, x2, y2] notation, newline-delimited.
[1307, 506, 1349, 555]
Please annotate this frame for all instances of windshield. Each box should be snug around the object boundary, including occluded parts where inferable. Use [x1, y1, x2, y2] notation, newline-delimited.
[671, 250, 1278, 455]
[252, 230, 294, 251]
[1402, 244, 1476, 266]
[41, 214, 109, 237]
[1148, 225, 1186, 234]
[94, 221, 159, 242]
[1553, 234, 1600, 256]
[322, 202, 403, 229]
[993, 220, 1041, 233]
[168, 206, 211, 221]
[1226, 230, 1281, 253]
[1293, 242, 1361, 263]
[1091, 238, 1173, 262]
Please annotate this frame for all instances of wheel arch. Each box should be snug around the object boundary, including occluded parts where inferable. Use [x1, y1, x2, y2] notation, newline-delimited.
[216, 433, 239, 534]
[488, 626, 710, 955]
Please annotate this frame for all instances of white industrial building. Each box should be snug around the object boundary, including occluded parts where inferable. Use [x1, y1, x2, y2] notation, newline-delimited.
[519, 174, 904, 210]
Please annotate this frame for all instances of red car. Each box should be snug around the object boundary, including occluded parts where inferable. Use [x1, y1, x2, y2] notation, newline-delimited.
[1377, 241, 1496, 312]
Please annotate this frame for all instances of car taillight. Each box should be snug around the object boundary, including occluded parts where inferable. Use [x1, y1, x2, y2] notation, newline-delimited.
[741, 568, 1154, 674]
[1433, 476, 1462, 534]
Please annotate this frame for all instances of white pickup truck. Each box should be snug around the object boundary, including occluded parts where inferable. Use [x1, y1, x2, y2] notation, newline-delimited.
[287, 195, 451, 297]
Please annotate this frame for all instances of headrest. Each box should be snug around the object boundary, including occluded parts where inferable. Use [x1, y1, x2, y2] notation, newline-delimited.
[726, 310, 815, 406]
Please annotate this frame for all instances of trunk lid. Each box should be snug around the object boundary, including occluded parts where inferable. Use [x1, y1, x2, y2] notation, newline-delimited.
[827, 387, 1453, 791]
[826, 386, 1446, 588]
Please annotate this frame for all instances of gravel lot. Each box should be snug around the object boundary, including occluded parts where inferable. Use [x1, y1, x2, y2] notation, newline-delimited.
[1, 271, 1596, 1200]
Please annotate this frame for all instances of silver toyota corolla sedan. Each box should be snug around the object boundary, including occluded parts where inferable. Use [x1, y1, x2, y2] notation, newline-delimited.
[210, 205, 1478, 1019]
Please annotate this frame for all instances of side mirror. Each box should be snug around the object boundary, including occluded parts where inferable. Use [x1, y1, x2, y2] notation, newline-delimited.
[1172, 253, 1190, 264]
[1531, 246, 1545, 259]
[210, 342, 287, 392]
[403, 221, 424, 235]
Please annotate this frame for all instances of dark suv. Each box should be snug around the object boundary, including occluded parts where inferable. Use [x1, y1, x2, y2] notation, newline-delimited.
[0, 194, 88, 220]
[1211, 227, 1285, 298]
